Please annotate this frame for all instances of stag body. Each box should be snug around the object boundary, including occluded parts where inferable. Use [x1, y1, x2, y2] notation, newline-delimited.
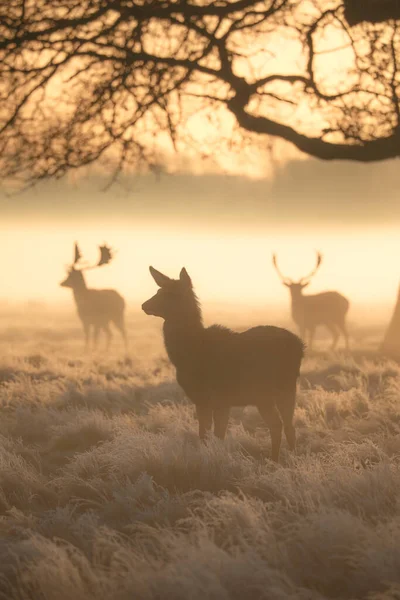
[273, 252, 349, 350]
[61, 244, 127, 351]
[142, 267, 304, 462]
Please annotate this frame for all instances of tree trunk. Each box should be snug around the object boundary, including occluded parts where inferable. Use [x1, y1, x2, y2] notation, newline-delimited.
[381, 283, 400, 359]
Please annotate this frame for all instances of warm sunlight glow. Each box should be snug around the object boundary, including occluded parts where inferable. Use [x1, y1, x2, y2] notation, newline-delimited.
[1, 224, 398, 323]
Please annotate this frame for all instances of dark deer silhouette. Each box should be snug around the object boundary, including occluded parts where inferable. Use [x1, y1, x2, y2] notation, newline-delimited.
[272, 251, 349, 351]
[60, 243, 127, 351]
[142, 266, 304, 462]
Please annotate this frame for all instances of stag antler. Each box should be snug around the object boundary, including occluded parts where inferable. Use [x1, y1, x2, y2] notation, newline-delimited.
[272, 254, 292, 285]
[97, 244, 113, 267]
[299, 251, 323, 284]
[73, 242, 82, 266]
[70, 243, 115, 271]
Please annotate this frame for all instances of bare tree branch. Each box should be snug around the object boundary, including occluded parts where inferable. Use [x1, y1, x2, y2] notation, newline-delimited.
[1, 0, 400, 187]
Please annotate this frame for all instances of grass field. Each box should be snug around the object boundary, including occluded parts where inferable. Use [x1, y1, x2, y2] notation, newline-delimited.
[0, 306, 399, 600]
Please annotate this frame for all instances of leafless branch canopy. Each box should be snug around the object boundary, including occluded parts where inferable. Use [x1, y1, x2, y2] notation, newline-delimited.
[1, 0, 400, 187]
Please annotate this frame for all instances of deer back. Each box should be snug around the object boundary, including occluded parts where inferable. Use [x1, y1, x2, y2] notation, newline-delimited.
[296, 291, 349, 326]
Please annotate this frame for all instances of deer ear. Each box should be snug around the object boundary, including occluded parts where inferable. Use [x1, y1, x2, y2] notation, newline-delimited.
[149, 266, 171, 288]
[179, 268, 192, 288]
[301, 282, 310, 289]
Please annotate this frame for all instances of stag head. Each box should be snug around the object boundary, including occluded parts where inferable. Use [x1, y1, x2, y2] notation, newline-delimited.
[272, 251, 323, 290]
[60, 242, 115, 288]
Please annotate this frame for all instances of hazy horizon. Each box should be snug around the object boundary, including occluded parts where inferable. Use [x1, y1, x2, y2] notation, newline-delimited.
[1, 157, 399, 324]
[2, 157, 400, 228]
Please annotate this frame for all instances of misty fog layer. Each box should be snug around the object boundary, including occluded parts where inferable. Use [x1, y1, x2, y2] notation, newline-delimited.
[2, 158, 400, 228]
[1, 158, 398, 324]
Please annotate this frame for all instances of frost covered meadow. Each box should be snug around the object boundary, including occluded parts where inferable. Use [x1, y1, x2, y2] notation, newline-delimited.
[0, 306, 400, 600]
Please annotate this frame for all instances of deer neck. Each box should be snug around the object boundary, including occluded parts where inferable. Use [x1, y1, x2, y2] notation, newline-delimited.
[72, 279, 88, 304]
[163, 314, 204, 370]
[290, 292, 305, 322]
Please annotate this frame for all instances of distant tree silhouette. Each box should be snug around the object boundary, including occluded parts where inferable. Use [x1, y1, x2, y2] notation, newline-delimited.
[1, 0, 400, 187]
[381, 283, 400, 360]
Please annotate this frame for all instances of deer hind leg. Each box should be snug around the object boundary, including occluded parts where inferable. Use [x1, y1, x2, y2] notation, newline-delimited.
[213, 406, 230, 440]
[113, 316, 128, 352]
[83, 322, 90, 351]
[103, 323, 112, 351]
[326, 323, 339, 350]
[196, 404, 213, 441]
[308, 326, 316, 351]
[299, 325, 306, 344]
[338, 320, 349, 351]
[258, 405, 283, 462]
[93, 326, 101, 350]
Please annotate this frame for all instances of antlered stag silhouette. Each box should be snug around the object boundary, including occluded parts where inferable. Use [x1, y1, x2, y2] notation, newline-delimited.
[142, 266, 304, 462]
[60, 243, 127, 351]
[272, 252, 349, 351]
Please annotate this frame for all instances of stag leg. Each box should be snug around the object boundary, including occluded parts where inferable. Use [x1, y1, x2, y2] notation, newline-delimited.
[93, 326, 100, 350]
[213, 407, 230, 440]
[120, 327, 128, 353]
[258, 405, 283, 462]
[338, 321, 350, 351]
[308, 326, 316, 351]
[113, 317, 128, 352]
[83, 322, 90, 351]
[327, 323, 339, 350]
[103, 324, 112, 351]
[196, 405, 213, 441]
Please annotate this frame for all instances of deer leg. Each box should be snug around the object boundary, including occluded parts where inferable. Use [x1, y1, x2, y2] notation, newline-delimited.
[104, 324, 112, 351]
[113, 317, 128, 352]
[93, 326, 100, 350]
[327, 323, 339, 350]
[213, 407, 230, 440]
[308, 326, 316, 351]
[196, 405, 213, 441]
[120, 326, 128, 353]
[276, 385, 296, 453]
[258, 405, 283, 462]
[338, 321, 350, 351]
[83, 322, 90, 351]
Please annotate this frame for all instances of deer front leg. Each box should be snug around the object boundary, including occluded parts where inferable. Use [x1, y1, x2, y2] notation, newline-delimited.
[298, 323, 306, 344]
[213, 406, 230, 440]
[196, 404, 212, 441]
[83, 322, 90, 351]
[258, 405, 283, 463]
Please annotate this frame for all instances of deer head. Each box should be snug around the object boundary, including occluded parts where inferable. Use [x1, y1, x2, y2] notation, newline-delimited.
[60, 242, 114, 288]
[272, 251, 323, 296]
[142, 266, 194, 319]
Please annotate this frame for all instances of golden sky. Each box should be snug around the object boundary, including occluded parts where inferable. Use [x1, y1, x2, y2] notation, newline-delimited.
[1, 155, 399, 320]
[1, 223, 398, 322]
[0, 2, 397, 330]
